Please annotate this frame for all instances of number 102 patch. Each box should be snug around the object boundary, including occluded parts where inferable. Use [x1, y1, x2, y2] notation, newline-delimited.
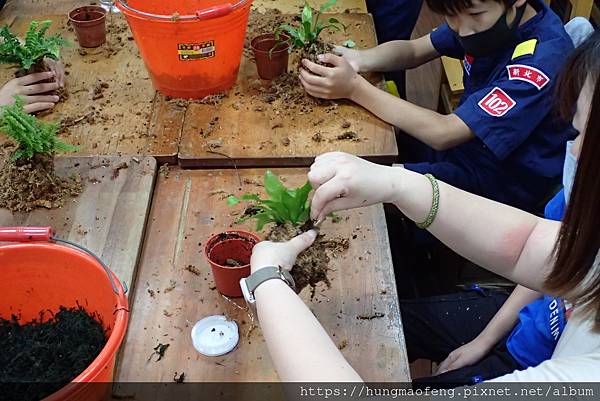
[478, 87, 516, 117]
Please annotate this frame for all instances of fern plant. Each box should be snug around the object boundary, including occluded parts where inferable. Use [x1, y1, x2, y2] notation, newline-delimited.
[227, 171, 312, 231]
[0, 20, 68, 70]
[274, 0, 344, 53]
[0, 97, 77, 161]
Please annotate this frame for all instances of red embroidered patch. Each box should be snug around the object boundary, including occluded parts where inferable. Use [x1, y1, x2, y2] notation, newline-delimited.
[506, 64, 550, 90]
[478, 87, 516, 117]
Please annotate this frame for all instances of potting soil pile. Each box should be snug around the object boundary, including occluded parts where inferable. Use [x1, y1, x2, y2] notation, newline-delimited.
[266, 222, 331, 295]
[0, 306, 107, 401]
[0, 153, 82, 213]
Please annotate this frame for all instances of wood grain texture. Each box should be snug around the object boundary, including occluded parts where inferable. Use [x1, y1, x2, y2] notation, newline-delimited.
[0, 13, 180, 163]
[177, 13, 397, 168]
[115, 168, 410, 382]
[0, 156, 157, 296]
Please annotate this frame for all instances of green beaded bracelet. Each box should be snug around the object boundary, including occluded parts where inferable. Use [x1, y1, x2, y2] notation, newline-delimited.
[416, 174, 440, 230]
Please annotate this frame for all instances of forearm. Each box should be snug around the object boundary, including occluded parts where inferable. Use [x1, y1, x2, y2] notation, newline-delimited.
[255, 279, 362, 382]
[350, 78, 468, 150]
[358, 36, 438, 73]
[476, 286, 543, 348]
[390, 168, 559, 290]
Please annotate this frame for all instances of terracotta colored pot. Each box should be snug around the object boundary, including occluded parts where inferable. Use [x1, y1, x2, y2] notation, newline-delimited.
[205, 230, 260, 297]
[251, 33, 290, 80]
[69, 6, 107, 48]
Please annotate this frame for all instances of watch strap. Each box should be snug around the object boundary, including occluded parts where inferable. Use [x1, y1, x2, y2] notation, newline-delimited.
[246, 266, 296, 294]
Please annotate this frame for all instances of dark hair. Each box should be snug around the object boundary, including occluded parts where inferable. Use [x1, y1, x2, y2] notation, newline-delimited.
[547, 32, 600, 330]
[426, 0, 511, 16]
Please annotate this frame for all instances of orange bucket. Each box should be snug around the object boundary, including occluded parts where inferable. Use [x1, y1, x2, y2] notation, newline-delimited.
[0, 227, 129, 401]
[117, 0, 253, 98]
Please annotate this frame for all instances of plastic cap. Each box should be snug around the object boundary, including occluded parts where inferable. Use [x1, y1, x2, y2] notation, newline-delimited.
[191, 315, 239, 357]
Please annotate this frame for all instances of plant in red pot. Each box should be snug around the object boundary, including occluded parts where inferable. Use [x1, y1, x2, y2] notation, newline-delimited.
[251, 33, 290, 80]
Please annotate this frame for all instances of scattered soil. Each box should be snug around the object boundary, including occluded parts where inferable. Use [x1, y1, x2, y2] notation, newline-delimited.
[0, 306, 107, 401]
[0, 153, 82, 213]
[111, 161, 128, 180]
[357, 312, 385, 320]
[173, 371, 185, 383]
[244, 9, 288, 59]
[185, 264, 202, 276]
[148, 343, 170, 362]
[337, 339, 349, 350]
[158, 163, 170, 179]
[336, 131, 361, 142]
[266, 221, 331, 294]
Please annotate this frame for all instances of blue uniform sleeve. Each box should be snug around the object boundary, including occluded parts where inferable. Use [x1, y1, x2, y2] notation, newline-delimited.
[429, 23, 465, 59]
[544, 188, 566, 221]
[453, 62, 557, 160]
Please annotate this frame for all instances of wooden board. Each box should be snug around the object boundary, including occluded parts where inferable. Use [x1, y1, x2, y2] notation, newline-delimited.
[177, 13, 397, 168]
[0, 13, 180, 164]
[253, 0, 367, 13]
[0, 156, 157, 295]
[115, 168, 410, 383]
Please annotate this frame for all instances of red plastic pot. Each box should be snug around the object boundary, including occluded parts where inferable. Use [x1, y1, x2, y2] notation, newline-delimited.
[205, 230, 260, 297]
[69, 6, 107, 48]
[251, 33, 290, 80]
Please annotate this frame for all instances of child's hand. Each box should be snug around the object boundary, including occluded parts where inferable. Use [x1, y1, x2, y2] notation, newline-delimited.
[299, 53, 361, 100]
[436, 338, 492, 375]
[332, 45, 363, 73]
[44, 58, 65, 88]
[0, 72, 60, 114]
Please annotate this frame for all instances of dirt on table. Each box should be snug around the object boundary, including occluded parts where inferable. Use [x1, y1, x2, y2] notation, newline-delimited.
[0, 306, 107, 401]
[266, 221, 339, 296]
[0, 153, 82, 213]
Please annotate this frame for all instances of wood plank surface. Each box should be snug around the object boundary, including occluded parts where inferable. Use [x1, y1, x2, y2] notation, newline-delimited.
[177, 13, 397, 168]
[115, 168, 410, 383]
[0, 156, 157, 295]
[0, 13, 180, 163]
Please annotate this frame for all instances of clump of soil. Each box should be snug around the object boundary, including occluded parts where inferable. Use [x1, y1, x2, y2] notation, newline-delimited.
[266, 221, 331, 294]
[298, 41, 335, 69]
[0, 153, 82, 213]
[0, 306, 107, 401]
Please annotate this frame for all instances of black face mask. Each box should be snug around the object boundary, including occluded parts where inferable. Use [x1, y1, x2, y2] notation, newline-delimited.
[453, 2, 527, 58]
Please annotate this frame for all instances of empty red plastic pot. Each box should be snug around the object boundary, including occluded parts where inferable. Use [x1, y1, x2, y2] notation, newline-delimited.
[69, 6, 107, 48]
[251, 33, 290, 80]
[205, 230, 260, 297]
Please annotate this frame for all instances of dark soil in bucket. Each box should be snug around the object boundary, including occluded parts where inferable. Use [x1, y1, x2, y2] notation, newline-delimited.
[0, 153, 83, 213]
[266, 221, 331, 296]
[0, 306, 107, 401]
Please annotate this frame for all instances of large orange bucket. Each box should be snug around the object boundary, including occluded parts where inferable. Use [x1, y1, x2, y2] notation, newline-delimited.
[0, 227, 129, 401]
[117, 0, 253, 98]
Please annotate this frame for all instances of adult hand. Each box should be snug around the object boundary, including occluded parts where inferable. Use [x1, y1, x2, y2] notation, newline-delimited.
[332, 45, 363, 72]
[250, 230, 318, 274]
[0, 72, 60, 113]
[308, 152, 402, 222]
[436, 338, 492, 375]
[299, 53, 361, 100]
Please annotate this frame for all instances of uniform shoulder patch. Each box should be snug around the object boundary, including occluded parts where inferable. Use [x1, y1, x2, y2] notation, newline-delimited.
[511, 39, 538, 60]
[506, 64, 550, 90]
[477, 87, 516, 117]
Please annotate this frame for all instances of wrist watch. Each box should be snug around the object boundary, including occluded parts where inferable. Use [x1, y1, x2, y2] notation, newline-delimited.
[240, 266, 296, 317]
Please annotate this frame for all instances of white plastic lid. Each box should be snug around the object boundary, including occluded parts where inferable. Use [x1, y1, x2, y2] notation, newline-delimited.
[191, 315, 239, 357]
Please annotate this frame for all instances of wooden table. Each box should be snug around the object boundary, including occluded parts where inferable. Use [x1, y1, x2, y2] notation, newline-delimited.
[0, 156, 157, 296]
[0, 13, 181, 164]
[177, 13, 397, 168]
[115, 168, 410, 383]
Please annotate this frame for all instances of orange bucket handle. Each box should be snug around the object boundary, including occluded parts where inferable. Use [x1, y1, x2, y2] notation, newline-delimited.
[0, 226, 127, 296]
[116, 0, 251, 21]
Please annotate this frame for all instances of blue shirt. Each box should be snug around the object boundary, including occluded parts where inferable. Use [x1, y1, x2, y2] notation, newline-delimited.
[505, 189, 567, 368]
[405, 0, 576, 212]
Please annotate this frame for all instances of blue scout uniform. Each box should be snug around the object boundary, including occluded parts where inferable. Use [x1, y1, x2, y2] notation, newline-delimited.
[405, 0, 576, 212]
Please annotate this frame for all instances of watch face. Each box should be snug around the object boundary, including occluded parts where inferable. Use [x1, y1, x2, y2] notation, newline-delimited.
[240, 277, 255, 304]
